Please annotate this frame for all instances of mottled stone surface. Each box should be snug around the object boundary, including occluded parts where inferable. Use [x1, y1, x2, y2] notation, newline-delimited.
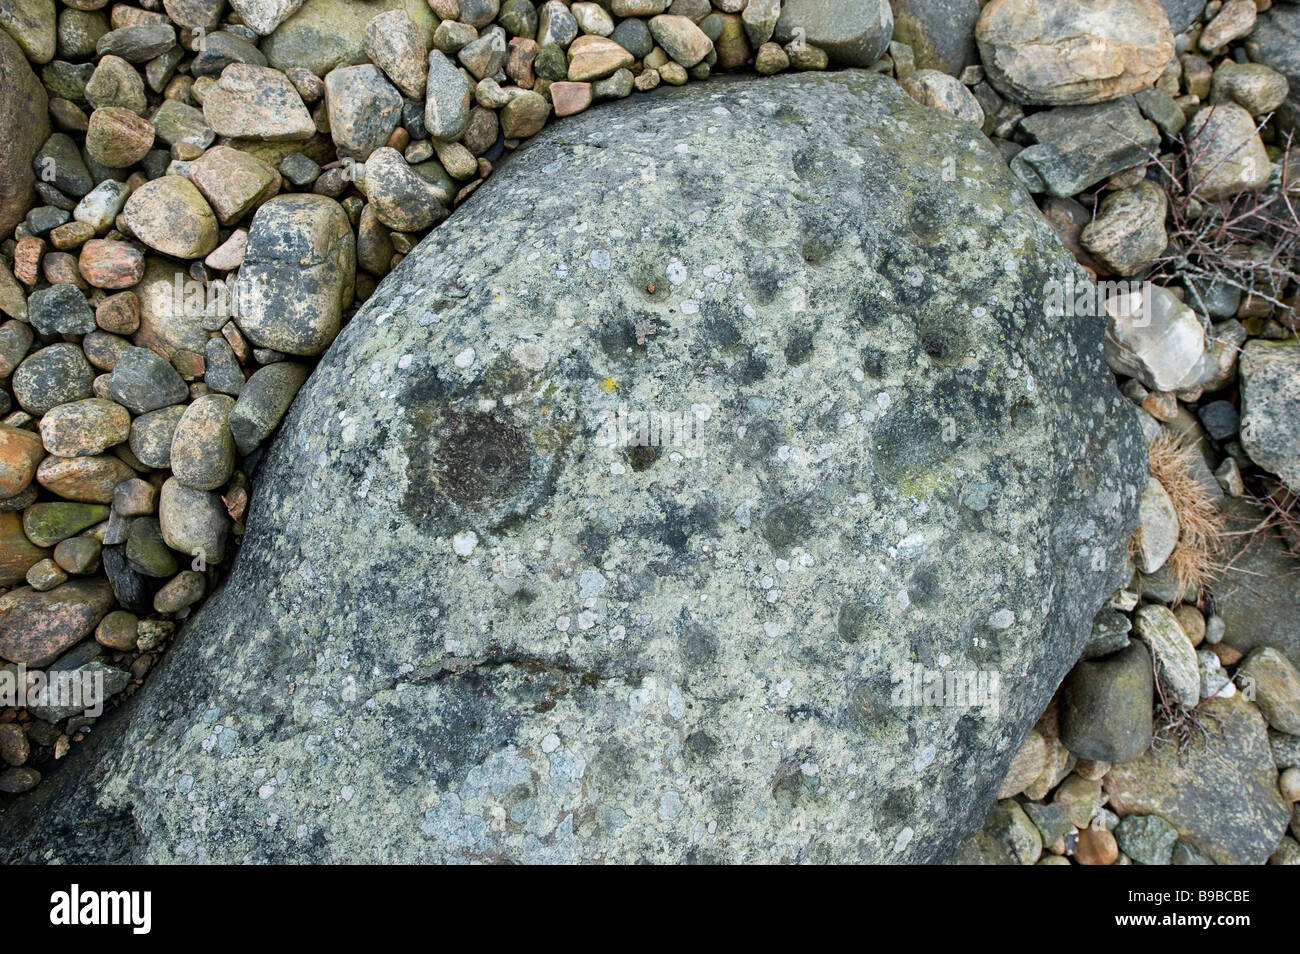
[1104, 694, 1290, 865]
[0, 73, 1144, 864]
[0, 28, 50, 239]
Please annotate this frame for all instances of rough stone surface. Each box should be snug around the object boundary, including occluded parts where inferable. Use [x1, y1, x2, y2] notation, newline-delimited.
[0, 73, 1144, 864]
[1239, 340, 1300, 491]
[976, 0, 1174, 106]
[772, 0, 893, 68]
[1059, 641, 1154, 764]
[1105, 694, 1291, 865]
[0, 29, 51, 239]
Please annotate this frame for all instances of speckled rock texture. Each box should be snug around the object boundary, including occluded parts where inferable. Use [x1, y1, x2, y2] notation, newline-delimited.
[0, 72, 1145, 864]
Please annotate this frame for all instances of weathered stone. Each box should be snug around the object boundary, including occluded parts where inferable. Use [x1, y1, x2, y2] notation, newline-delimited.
[953, 799, 1043, 864]
[1105, 695, 1291, 864]
[1239, 341, 1300, 491]
[1134, 476, 1178, 574]
[120, 176, 219, 258]
[228, 361, 309, 454]
[1133, 604, 1200, 708]
[360, 147, 450, 232]
[1060, 641, 1154, 763]
[363, 8, 427, 99]
[203, 63, 315, 141]
[649, 14, 713, 67]
[1211, 61, 1289, 116]
[108, 346, 189, 414]
[900, 68, 984, 125]
[1238, 648, 1300, 736]
[261, 0, 437, 78]
[12, 343, 95, 416]
[0, 509, 47, 586]
[228, 0, 306, 35]
[235, 195, 355, 356]
[976, 0, 1174, 106]
[0, 425, 44, 503]
[37, 454, 134, 504]
[1015, 100, 1160, 197]
[567, 34, 634, 81]
[0, 29, 50, 238]
[95, 23, 176, 63]
[500, 89, 550, 138]
[170, 393, 236, 491]
[39, 398, 130, 458]
[1104, 283, 1207, 393]
[1080, 181, 1168, 277]
[0, 0, 56, 63]
[78, 239, 144, 290]
[0, 577, 114, 666]
[324, 64, 403, 161]
[0, 73, 1144, 864]
[1187, 102, 1271, 201]
[890, 0, 978, 75]
[27, 283, 95, 336]
[424, 50, 473, 142]
[773, 0, 893, 68]
[158, 476, 228, 564]
[128, 404, 186, 469]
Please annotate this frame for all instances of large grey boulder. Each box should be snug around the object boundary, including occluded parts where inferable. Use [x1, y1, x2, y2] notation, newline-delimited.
[0, 72, 1144, 864]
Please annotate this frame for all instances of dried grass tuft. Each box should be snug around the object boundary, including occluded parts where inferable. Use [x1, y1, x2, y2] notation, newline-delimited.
[1147, 434, 1226, 602]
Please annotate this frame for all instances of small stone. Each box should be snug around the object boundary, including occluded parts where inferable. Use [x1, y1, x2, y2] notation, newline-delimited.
[1080, 181, 1168, 277]
[538, 1, 579, 47]
[96, 290, 140, 334]
[128, 404, 187, 468]
[228, 361, 309, 454]
[53, 534, 101, 574]
[1134, 476, 1179, 574]
[1115, 813, 1180, 865]
[0, 767, 40, 794]
[236, 195, 355, 356]
[78, 239, 145, 290]
[550, 81, 594, 117]
[1105, 283, 1208, 393]
[1200, 0, 1256, 52]
[0, 508, 47, 586]
[37, 454, 135, 504]
[40, 398, 131, 457]
[120, 175, 219, 258]
[0, 424, 44, 500]
[1187, 102, 1271, 201]
[432, 138, 478, 180]
[158, 476, 229, 564]
[1238, 647, 1300, 735]
[1133, 604, 1202, 708]
[125, 515, 179, 577]
[360, 147, 450, 232]
[202, 63, 315, 141]
[96, 22, 177, 63]
[325, 64, 403, 161]
[1060, 641, 1154, 763]
[997, 729, 1047, 798]
[459, 30, 509, 81]
[151, 99, 214, 151]
[170, 393, 236, 491]
[108, 346, 190, 414]
[0, 722, 30, 767]
[28, 283, 96, 336]
[26, 557, 68, 591]
[567, 34, 634, 81]
[649, 14, 713, 67]
[85, 106, 154, 167]
[34, 133, 95, 199]
[573, 2, 615, 36]
[95, 608, 139, 650]
[73, 179, 131, 233]
[1210, 61, 1289, 116]
[611, 17, 653, 59]
[205, 231, 248, 272]
[1238, 341, 1300, 490]
[85, 55, 148, 114]
[1074, 827, 1118, 865]
[900, 69, 984, 125]
[12, 343, 96, 416]
[188, 145, 280, 225]
[227, 0, 306, 35]
[363, 9, 428, 99]
[425, 50, 473, 142]
[500, 89, 550, 138]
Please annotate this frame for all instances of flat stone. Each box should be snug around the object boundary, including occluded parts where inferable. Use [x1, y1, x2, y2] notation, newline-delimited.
[202, 63, 315, 141]
[95, 22, 176, 62]
[976, 0, 1174, 106]
[1015, 99, 1160, 197]
[261, 0, 437, 77]
[1105, 694, 1291, 864]
[37, 454, 134, 503]
[566, 34, 633, 81]
[124, 515, 178, 577]
[0, 577, 114, 666]
[235, 195, 355, 356]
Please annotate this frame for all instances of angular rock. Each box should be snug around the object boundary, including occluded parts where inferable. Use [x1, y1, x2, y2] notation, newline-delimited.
[235, 195, 355, 356]
[359, 147, 450, 233]
[229, 0, 307, 35]
[953, 799, 1042, 864]
[324, 64, 403, 161]
[202, 63, 315, 142]
[188, 145, 281, 226]
[1105, 694, 1291, 864]
[107, 346, 189, 414]
[27, 283, 95, 336]
[0, 73, 1145, 865]
[1115, 813, 1179, 865]
[1104, 282, 1207, 393]
[1187, 102, 1271, 201]
[363, 8, 428, 100]
[1134, 476, 1178, 574]
[1239, 340, 1300, 491]
[424, 50, 473, 142]
[1015, 99, 1160, 197]
[1080, 180, 1168, 277]
[261, 0, 438, 77]
[1133, 604, 1200, 708]
[890, 0, 978, 75]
